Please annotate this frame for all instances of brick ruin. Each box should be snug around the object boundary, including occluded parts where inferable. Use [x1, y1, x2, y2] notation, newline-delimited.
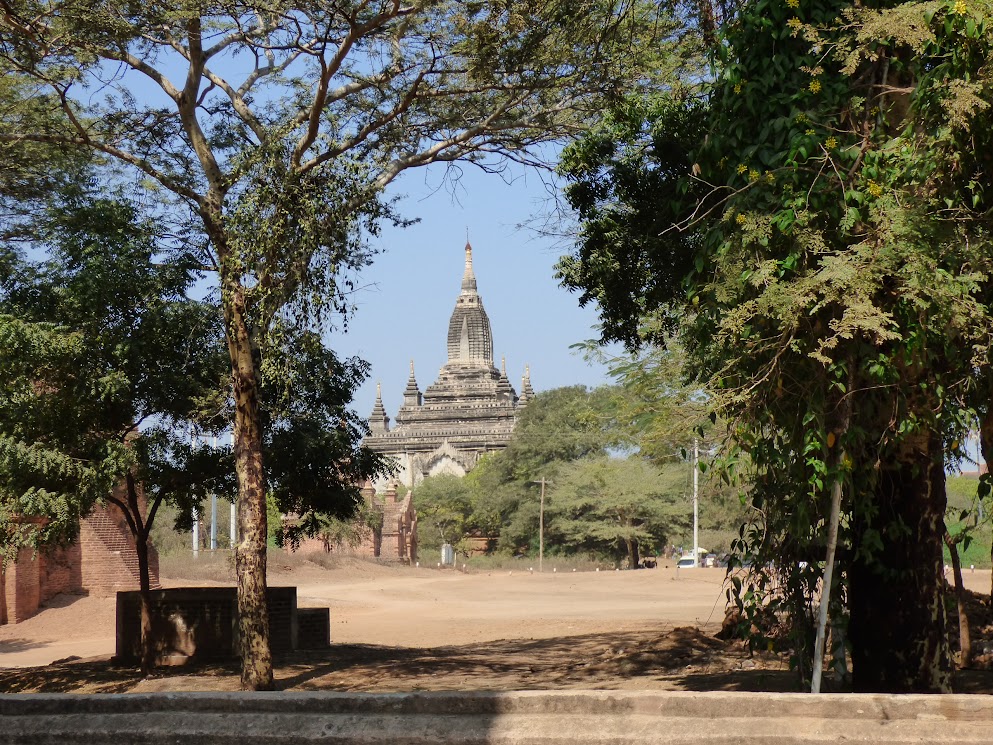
[1, 499, 160, 625]
[361, 482, 418, 563]
[294, 481, 418, 564]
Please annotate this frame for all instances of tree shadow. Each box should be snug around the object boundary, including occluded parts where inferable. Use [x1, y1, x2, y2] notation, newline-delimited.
[0, 638, 45, 655]
[275, 626, 790, 692]
[0, 659, 141, 693]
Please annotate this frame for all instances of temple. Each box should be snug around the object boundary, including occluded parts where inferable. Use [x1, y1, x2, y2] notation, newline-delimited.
[364, 243, 535, 488]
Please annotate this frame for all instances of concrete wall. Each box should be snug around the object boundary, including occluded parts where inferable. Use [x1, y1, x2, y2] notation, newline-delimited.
[1, 691, 992, 744]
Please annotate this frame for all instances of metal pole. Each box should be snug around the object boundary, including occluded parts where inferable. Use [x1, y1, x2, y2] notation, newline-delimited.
[530, 478, 551, 573]
[539, 478, 545, 574]
[192, 508, 200, 558]
[693, 438, 699, 567]
[191, 428, 199, 558]
[210, 435, 218, 551]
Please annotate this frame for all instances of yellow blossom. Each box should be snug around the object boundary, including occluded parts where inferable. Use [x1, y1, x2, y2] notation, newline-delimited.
[809, 79, 822, 94]
[867, 180, 884, 197]
[749, 169, 760, 182]
[787, 17, 802, 29]
[765, 171, 776, 183]
[737, 164, 748, 174]
[825, 136, 838, 149]
[736, 213, 748, 225]
[795, 112, 808, 124]
[734, 82, 742, 94]
[786, 0, 799, 7]
[954, 0, 967, 14]
[805, 128, 816, 136]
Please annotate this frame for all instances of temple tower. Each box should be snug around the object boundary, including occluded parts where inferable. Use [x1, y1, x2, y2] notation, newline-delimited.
[364, 243, 530, 489]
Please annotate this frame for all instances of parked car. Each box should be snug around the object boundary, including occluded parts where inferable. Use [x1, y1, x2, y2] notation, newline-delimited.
[676, 556, 697, 568]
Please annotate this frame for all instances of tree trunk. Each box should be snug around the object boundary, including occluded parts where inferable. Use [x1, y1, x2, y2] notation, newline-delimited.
[135, 526, 154, 675]
[978, 408, 993, 605]
[944, 530, 972, 668]
[226, 290, 274, 691]
[811, 375, 852, 694]
[627, 537, 640, 569]
[121, 471, 155, 675]
[848, 433, 950, 692]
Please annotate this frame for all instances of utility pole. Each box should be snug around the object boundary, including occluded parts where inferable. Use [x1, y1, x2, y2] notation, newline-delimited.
[191, 428, 199, 558]
[531, 478, 551, 572]
[210, 435, 218, 551]
[693, 438, 699, 567]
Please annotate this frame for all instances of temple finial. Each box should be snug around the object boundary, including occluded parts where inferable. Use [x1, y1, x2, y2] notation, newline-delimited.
[461, 240, 477, 292]
[410, 359, 415, 376]
[376, 381, 382, 398]
[501, 356, 507, 374]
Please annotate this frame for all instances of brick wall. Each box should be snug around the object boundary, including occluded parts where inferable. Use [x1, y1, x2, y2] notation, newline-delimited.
[1, 547, 40, 624]
[297, 608, 331, 649]
[39, 543, 82, 602]
[79, 500, 160, 596]
[116, 586, 299, 664]
[1, 499, 161, 625]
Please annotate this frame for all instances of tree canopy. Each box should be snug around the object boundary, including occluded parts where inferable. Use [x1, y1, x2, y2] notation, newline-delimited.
[558, 0, 993, 693]
[0, 0, 686, 688]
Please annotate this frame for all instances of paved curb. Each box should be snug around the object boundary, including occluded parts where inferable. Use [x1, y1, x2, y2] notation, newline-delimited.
[2, 690, 991, 744]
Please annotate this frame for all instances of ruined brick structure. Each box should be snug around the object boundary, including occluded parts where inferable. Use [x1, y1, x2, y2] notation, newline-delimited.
[364, 243, 534, 489]
[364, 482, 418, 563]
[1, 499, 160, 625]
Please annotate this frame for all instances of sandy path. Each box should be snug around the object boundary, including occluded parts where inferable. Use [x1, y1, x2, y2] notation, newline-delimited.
[2, 562, 990, 670]
[298, 567, 731, 648]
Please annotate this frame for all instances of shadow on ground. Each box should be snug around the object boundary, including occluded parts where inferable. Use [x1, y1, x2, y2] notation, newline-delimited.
[2, 626, 991, 694]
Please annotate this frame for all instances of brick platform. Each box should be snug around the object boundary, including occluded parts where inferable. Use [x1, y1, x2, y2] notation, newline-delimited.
[116, 587, 330, 664]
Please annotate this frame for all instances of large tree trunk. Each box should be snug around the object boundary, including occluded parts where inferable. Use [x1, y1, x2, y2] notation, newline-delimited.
[848, 433, 950, 692]
[944, 529, 972, 668]
[226, 290, 274, 691]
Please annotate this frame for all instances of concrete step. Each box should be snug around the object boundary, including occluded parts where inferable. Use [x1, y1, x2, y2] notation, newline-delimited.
[2, 690, 991, 744]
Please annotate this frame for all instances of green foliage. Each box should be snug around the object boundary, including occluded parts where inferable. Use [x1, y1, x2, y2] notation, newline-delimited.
[469, 385, 620, 554]
[262, 329, 389, 548]
[412, 474, 478, 554]
[0, 193, 225, 553]
[558, 95, 710, 349]
[546, 455, 687, 566]
[559, 0, 993, 691]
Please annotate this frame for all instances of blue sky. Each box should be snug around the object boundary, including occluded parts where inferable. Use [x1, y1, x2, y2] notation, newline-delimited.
[330, 162, 619, 420]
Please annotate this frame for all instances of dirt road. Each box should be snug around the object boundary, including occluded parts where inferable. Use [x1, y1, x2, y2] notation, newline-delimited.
[0, 562, 732, 669]
[1, 560, 990, 695]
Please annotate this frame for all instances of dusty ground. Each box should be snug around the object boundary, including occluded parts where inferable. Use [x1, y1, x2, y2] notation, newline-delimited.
[1, 559, 992, 694]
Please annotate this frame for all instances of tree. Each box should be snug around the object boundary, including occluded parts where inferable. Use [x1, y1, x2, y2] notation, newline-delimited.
[0, 193, 228, 672]
[558, 0, 993, 693]
[548, 455, 686, 567]
[471, 385, 622, 553]
[411, 474, 476, 554]
[0, 0, 681, 689]
[2, 188, 385, 673]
